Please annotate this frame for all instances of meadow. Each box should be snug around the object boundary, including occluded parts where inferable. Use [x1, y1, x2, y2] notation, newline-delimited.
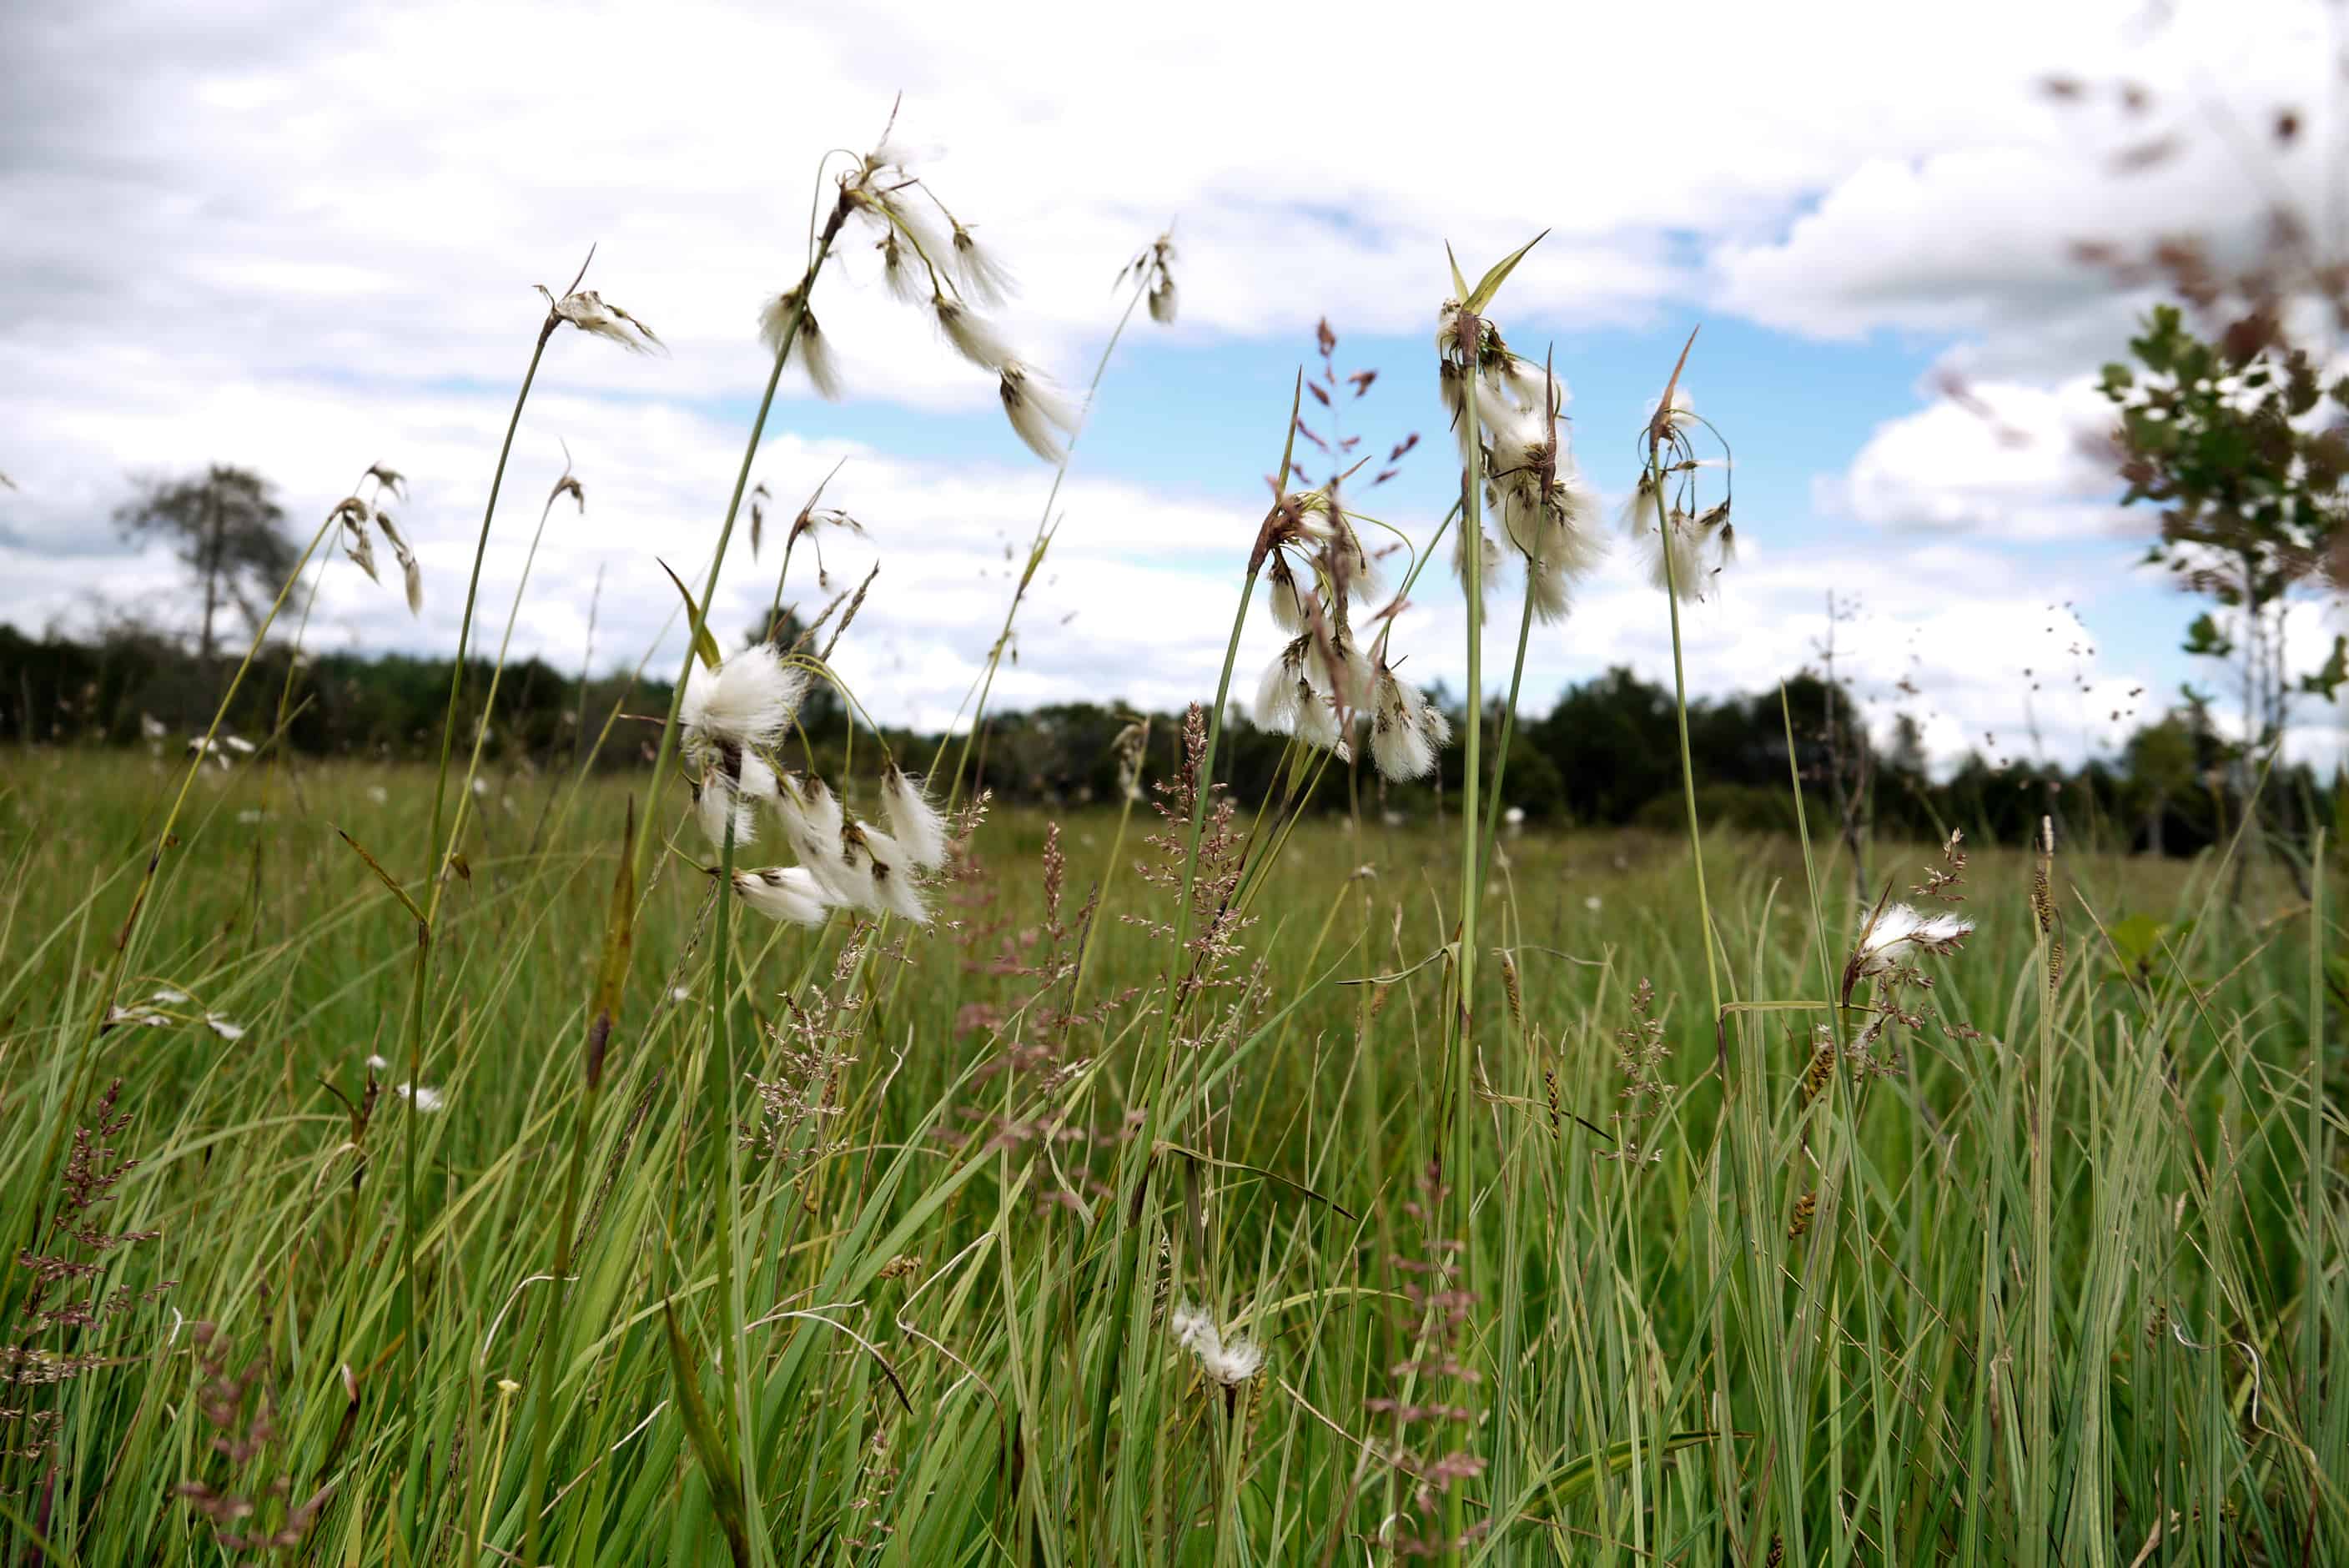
[0, 125, 2341, 1567]
[0, 747, 2334, 1565]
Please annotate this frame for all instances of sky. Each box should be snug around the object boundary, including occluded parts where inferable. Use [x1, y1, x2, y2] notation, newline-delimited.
[4, 0, 2345, 771]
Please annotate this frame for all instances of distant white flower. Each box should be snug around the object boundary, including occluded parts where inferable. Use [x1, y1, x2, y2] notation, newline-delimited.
[395, 1083, 445, 1113]
[470, 776, 490, 797]
[108, 1005, 169, 1028]
[332, 495, 379, 581]
[220, 736, 255, 756]
[365, 1053, 390, 1071]
[1502, 806, 1527, 829]
[376, 509, 425, 616]
[205, 1013, 244, 1042]
[732, 865, 832, 927]
[998, 361, 1080, 464]
[1854, 903, 1975, 975]
[235, 808, 269, 825]
[150, 988, 189, 1004]
[1169, 1300, 1264, 1388]
[1584, 895, 1603, 913]
[367, 786, 390, 806]
[880, 764, 948, 871]
[538, 287, 666, 354]
[140, 713, 167, 741]
[669, 987, 692, 1003]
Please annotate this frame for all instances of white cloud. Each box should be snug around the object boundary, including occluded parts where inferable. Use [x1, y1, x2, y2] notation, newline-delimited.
[1711, 3, 2335, 374]
[1815, 375, 2129, 540]
[0, 0, 2327, 773]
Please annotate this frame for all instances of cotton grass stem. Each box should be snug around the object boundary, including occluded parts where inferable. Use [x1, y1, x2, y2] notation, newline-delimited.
[1647, 329, 1723, 1027]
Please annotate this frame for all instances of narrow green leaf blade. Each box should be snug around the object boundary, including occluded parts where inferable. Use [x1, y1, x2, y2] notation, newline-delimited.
[658, 557, 724, 671]
[1463, 229, 1549, 313]
[333, 827, 425, 925]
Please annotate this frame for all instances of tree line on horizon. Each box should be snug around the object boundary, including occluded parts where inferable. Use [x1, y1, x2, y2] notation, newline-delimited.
[1, 616, 2302, 862]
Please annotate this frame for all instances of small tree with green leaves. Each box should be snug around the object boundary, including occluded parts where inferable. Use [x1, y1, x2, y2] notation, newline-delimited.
[2099, 305, 2347, 788]
[113, 465, 296, 666]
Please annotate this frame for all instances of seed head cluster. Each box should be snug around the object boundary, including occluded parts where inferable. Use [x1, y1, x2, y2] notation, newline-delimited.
[680, 645, 948, 928]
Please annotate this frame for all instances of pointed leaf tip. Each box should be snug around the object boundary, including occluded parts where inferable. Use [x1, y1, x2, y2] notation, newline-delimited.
[656, 558, 724, 671]
[1464, 229, 1549, 314]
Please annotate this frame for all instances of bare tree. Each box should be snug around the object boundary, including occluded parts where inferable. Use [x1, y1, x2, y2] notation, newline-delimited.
[114, 466, 295, 665]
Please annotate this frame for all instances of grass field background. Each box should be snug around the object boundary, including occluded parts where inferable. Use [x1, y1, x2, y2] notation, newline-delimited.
[0, 746, 2335, 1565]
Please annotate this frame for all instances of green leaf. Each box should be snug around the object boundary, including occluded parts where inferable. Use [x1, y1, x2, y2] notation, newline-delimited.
[1274, 368, 1305, 496]
[1445, 242, 1468, 300]
[2182, 612, 2233, 660]
[585, 797, 636, 1089]
[658, 557, 723, 671]
[333, 827, 425, 926]
[1462, 229, 1548, 313]
[661, 1298, 751, 1568]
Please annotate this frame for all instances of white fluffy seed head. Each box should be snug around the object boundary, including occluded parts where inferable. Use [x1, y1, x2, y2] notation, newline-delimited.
[881, 765, 948, 871]
[1199, 1334, 1263, 1388]
[1305, 622, 1374, 712]
[953, 224, 1017, 308]
[1371, 700, 1435, 781]
[1501, 354, 1567, 416]
[1370, 669, 1449, 782]
[933, 294, 1013, 371]
[732, 866, 831, 927]
[542, 289, 665, 355]
[1292, 683, 1347, 759]
[1253, 646, 1305, 731]
[695, 772, 761, 852]
[859, 826, 932, 924]
[1267, 560, 1305, 632]
[878, 230, 928, 305]
[1000, 361, 1080, 464]
[759, 291, 845, 400]
[1855, 903, 1976, 973]
[1166, 1303, 1262, 1387]
[1169, 1300, 1211, 1350]
[1451, 520, 1503, 617]
[396, 1083, 445, 1113]
[681, 645, 803, 766]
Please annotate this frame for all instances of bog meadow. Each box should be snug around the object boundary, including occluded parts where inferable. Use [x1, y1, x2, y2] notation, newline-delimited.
[2, 98, 2345, 1568]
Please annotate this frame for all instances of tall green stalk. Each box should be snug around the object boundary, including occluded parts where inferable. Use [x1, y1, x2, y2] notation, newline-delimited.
[400, 309, 559, 1432]
[1439, 363, 1490, 1567]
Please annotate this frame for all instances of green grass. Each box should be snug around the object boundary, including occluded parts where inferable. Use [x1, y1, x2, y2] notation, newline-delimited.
[0, 750, 2336, 1565]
